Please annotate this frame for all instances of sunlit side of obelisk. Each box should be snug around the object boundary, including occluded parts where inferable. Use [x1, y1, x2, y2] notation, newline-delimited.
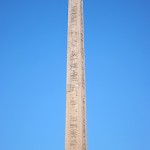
[65, 0, 87, 149]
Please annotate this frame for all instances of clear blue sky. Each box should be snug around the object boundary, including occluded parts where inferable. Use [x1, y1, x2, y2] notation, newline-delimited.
[0, 0, 150, 149]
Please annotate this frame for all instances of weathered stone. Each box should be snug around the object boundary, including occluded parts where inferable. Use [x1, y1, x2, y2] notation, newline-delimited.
[65, 0, 87, 150]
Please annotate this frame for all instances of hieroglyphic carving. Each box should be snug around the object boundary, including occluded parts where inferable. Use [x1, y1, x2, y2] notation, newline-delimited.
[68, 3, 78, 149]
[66, 0, 87, 150]
[69, 94, 78, 149]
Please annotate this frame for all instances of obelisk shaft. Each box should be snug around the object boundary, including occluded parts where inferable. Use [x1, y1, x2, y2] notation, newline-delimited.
[65, 0, 87, 150]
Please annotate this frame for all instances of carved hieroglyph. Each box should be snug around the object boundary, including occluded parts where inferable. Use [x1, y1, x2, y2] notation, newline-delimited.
[65, 0, 87, 150]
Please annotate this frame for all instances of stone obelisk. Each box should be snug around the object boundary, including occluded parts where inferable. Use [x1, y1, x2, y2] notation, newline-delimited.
[65, 0, 87, 149]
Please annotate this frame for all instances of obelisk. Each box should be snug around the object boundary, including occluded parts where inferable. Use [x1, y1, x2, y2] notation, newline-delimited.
[65, 0, 87, 149]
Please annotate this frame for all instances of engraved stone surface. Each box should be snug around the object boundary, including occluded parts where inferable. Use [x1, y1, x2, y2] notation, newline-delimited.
[65, 0, 87, 149]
